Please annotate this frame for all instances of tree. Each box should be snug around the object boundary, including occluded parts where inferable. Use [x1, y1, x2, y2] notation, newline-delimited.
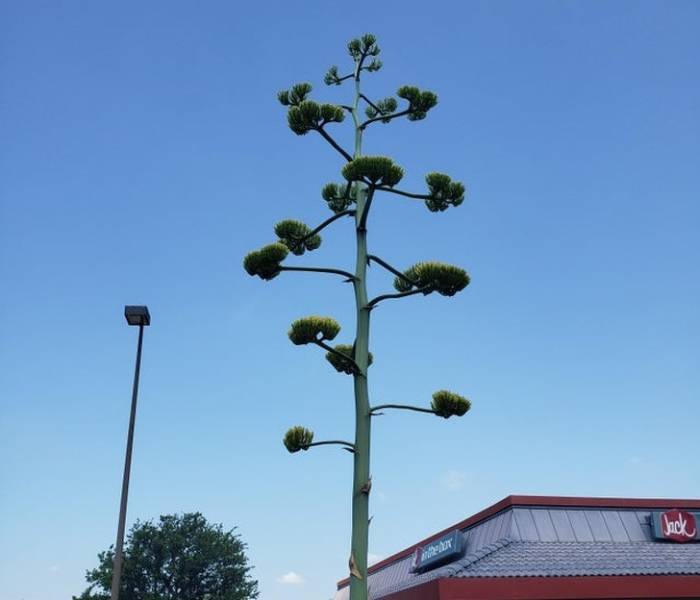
[74, 513, 259, 600]
[244, 34, 471, 600]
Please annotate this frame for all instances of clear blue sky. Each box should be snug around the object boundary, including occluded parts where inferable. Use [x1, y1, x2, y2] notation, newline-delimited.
[1, 2, 699, 599]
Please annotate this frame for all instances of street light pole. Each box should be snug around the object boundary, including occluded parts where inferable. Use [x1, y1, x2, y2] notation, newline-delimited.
[111, 306, 150, 600]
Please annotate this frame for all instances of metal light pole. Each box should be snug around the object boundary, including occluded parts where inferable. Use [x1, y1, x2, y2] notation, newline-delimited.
[110, 305, 150, 600]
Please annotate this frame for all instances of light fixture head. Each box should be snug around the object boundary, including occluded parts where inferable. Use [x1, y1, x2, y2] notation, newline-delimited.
[124, 305, 151, 327]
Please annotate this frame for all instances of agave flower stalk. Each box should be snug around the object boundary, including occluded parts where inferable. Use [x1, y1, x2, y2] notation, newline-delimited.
[244, 34, 472, 600]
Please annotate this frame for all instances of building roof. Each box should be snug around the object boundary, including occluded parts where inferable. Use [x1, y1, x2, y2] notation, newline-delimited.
[335, 495, 700, 600]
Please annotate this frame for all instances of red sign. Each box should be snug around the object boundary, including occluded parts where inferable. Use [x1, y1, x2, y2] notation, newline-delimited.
[660, 510, 697, 543]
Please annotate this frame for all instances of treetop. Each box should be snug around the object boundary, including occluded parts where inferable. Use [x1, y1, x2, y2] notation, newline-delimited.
[73, 512, 258, 600]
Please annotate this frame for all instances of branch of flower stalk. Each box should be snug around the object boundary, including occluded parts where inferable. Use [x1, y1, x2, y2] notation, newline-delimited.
[360, 109, 413, 130]
[288, 210, 356, 253]
[278, 266, 357, 281]
[357, 188, 375, 231]
[374, 186, 431, 200]
[316, 126, 353, 161]
[367, 255, 419, 287]
[314, 340, 361, 375]
[355, 50, 370, 80]
[359, 94, 381, 112]
[369, 404, 436, 417]
[366, 285, 434, 308]
[306, 440, 356, 453]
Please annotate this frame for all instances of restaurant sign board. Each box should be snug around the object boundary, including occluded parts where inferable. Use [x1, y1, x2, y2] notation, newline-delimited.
[651, 509, 699, 543]
[410, 529, 463, 572]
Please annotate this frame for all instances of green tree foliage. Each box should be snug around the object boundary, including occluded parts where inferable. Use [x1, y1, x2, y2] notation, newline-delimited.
[243, 33, 473, 600]
[73, 513, 258, 600]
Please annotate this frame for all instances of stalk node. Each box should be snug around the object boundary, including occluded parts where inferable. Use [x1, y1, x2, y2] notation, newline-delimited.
[360, 477, 372, 495]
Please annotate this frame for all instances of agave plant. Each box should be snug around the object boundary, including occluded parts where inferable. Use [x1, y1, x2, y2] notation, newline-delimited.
[244, 34, 472, 600]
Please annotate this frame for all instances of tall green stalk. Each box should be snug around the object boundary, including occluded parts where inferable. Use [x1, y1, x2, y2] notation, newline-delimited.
[349, 55, 371, 597]
[245, 34, 473, 600]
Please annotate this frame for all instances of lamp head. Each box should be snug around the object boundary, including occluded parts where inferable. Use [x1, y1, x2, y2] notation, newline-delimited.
[124, 305, 151, 327]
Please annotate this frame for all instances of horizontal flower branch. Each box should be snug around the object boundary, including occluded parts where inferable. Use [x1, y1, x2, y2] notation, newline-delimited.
[278, 266, 357, 281]
[369, 404, 436, 416]
[366, 285, 433, 309]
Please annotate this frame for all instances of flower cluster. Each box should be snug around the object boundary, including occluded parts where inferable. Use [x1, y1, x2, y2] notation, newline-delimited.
[323, 65, 344, 86]
[325, 344, 373, 375]
[431, 390, 471, 418]
[277, 82, 313, 107]
[283, 426, 314, 453]
[288, 316, 341, 345]
[243, 243, 288, 280]
[347, 33, 381, 61]
[365, 97, 398, 121]
[287, 100, 345, 136]
[321, 182, 354, 213]
[274, 219, 321, 256]
[397, 86, 438, 121]
[278, 83, 345, 135]
[394, 261, 470, 297]
[342, 156, 404, 187]
[424, 173, 465, 212]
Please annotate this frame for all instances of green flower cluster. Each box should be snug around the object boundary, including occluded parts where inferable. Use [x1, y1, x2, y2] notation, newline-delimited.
[397, 86, 438, 121]
[347, 33, 380, 60]
[342, 156, 404, 187]
[365, 58, 382, 72]
[425, 173, 466, 212]
[365, 97, 398, 122]
[431, 390, 471, 418]
[283, 426, 314, 453]
[394, 261, 470, 297]
[288, 316, 341, 345]
[287, 101, 345, 136]
[243, 243, 288, 280]
[277, 83, 313, 107]
[278, 82, 345, 135]
[324, 65, 344, 86]
[274, 219, 321, 255]
[325, 344, 373, 375]
[321, 182, 354, 213]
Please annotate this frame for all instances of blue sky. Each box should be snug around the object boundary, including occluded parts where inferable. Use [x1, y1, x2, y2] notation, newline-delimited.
[1, 1, 699, 599]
